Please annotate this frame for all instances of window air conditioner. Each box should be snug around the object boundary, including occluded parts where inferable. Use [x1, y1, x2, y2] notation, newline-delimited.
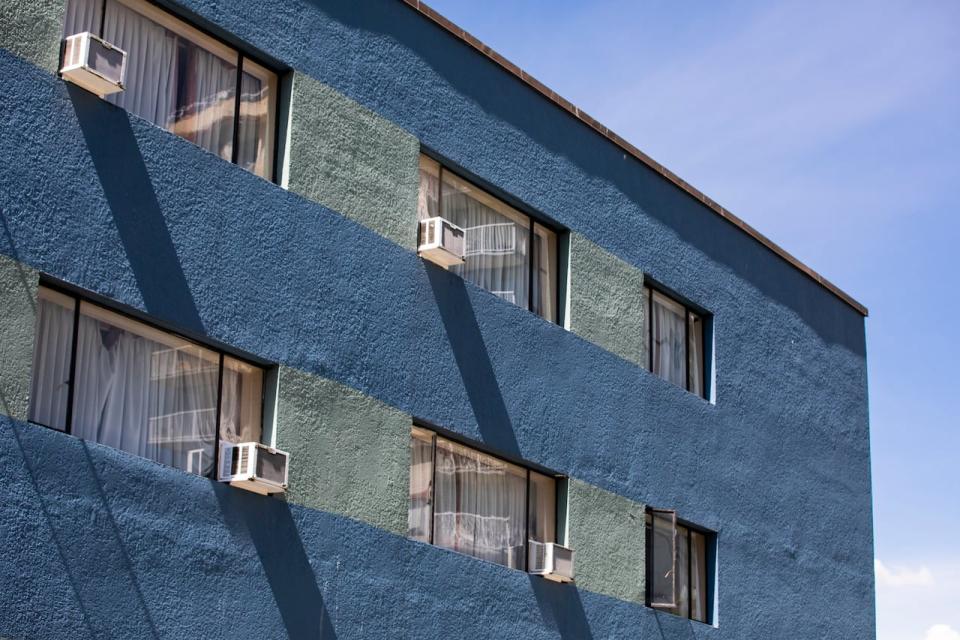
[528, 540, 575, 583]
[60, 32, 127, 96]
[418, 217, 466, 267]
[218, 442, 289, 495]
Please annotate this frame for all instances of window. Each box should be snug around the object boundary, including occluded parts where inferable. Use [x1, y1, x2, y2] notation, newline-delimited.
[418, 155, 560, 323]
[28, 285, 265, 477]
[408, 426, 561, 571]
[63, 0, 278, 180]
[644, 285, 707, 397]
[646, 509, 713, 623]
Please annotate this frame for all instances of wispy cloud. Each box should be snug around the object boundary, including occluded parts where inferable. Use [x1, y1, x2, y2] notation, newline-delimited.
[926, 625, 960, 640]
[875, 559, 934, 588]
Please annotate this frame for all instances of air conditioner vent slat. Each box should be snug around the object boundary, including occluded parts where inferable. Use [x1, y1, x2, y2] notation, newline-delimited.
[217, 442, 290, 496]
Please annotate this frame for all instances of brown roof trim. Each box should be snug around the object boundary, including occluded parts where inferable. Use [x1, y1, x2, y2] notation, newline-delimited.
[399, 0, 869, 317]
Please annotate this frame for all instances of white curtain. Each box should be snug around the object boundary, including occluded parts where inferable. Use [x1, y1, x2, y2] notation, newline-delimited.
[28, 294, 76, 431]
[531, 228, 557, 322]
[407, 429, 434, 542]
[528, 471, 556, 544]
[70, 309, 219, 476]
[690, 530, 708, 622]
[63, 0, 103, 35]
[433, 438, 527, 569]
[688, 313, 704, 397]
[417, 159, 531, 309]
[444, 186, 529, 308]
[64, 0, 237, 162]
[651, 291, 687, 389]
[236, 71, 267, 175]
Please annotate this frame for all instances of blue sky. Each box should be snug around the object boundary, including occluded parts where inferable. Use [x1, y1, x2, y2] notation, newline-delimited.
[425, 0, 960, 637]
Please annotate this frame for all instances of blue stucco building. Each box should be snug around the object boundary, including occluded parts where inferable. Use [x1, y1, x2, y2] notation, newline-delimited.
[0, 0, 874, 638]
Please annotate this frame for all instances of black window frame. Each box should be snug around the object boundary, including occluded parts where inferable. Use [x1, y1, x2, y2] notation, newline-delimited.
[28, 280, 269, 480]
[645, 283, 709, 398]
[408, 423, 567, 572]
[82, 0, 284, 184]
[419, 153, 565, 324]
[645, 507, 716, 624]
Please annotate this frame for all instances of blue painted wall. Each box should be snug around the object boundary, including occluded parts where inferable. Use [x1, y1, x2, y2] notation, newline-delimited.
[0, 0, 873, 636]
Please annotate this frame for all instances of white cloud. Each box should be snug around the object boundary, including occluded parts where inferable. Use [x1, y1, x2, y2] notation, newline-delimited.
[925, 625, 960, 640]
[875, 559, 934, 587]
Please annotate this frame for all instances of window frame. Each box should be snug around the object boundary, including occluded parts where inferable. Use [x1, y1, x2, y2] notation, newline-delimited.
[645, 507, 715, 624]
[78, 0, 282, 183]
[644, 283, 709, 398]
[418, 152, 564, 324]
[29, 280, 270, 479]
[408, 424, 567, 572]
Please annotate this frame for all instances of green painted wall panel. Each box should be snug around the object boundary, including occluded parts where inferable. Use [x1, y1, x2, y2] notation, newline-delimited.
[567, 478, 646, 604]
[0, 0, 64, 73]
[286, 73, 421, 250]
[567, 233, 646, 367]
[0, 255, 38, 421]
[275, 366, 410, 535]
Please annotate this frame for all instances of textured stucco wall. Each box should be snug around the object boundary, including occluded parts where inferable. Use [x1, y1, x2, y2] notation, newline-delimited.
[286, 72, 421, 249]
[0, 0, 63, 72]
[0, 0, 873, 635]
[0, 255, 38, 421]
[568, 232, 647, 366]
[276, 367, 410, 535]
[567, 478, 646, 604]
[2, 417, 680, 640]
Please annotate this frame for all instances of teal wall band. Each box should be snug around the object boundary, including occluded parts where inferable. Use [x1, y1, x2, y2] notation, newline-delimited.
[275, 366, 412, 536]
[567, 233, 647, 368]
[0, 0, 64, 73]
[0, 254, 38, 421]
[566, 478, 647, 604]
[285, 72, 421, 250]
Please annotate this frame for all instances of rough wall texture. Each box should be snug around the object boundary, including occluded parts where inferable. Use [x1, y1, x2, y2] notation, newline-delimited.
[567, 478, 646, 604]
[286, 72, 421, 250]
[0, 254, 38, 421]
[0, 0, 873, 636]
[276, 367, 410, 535]
[568, 232, 647, 367]
[0, 0, 63, 72]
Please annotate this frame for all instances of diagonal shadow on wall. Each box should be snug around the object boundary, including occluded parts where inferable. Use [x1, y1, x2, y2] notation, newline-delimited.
[8, 423, 160, 639]
[307, 0, 866, 356]
[214, 486, 336, 639]
[67, 86, 204, 334]
[529, 576, 595, 640]
[426, 264, 520, 457]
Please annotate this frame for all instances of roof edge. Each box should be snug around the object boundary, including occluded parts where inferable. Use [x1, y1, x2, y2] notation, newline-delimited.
[399, 0, 869, 317]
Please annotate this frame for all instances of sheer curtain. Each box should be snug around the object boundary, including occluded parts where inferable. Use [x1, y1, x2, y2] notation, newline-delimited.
[407, 428, 434, 542]
[688, 313, 704, 397]
[417, 156, 531, 309]
[531, 226, 557, 323]
[70, 303, 220, 476]
[28, 288, 271, 477]
[690, 530, 708, 622]
[63, 0, 103, 35]
[28, 290, 76, 431]
[219, 356, 264, 445]
[443, 176, 530, 308]
[528, 471, 556, 544]
[433, 438, 527, 569]
[651, 290, 687, 388]
[236, 69, 274, 178]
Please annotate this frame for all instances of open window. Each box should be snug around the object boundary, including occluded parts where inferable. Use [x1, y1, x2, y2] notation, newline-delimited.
[646, 508, 714, 623]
